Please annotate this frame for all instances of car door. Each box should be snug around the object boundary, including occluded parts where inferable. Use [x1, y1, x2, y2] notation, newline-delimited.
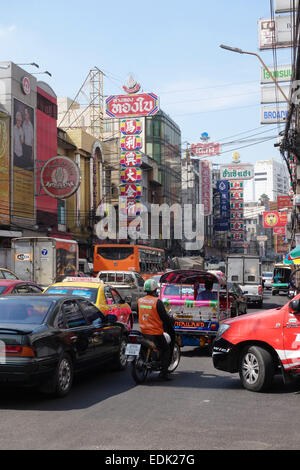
[283, 302, 300, 373]
[76, 298, 109, 360]
[61, 299, 97, 367]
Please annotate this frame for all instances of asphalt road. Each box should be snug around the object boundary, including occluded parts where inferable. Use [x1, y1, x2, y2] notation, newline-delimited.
[0, 291, 299, 451]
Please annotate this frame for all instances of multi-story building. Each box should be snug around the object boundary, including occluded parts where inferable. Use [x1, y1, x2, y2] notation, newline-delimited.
[244, 158, 290, 202]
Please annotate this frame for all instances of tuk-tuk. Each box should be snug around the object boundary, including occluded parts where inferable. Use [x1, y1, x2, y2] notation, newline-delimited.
[160, 269, 230, 350]
[272, 264, 292, 296]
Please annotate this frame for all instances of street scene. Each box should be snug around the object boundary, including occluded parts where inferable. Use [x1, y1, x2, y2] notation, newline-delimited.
[1, 0, 300, 455]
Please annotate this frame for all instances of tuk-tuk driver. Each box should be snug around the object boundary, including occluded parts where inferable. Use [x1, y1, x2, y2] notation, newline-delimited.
[197, 280, 217, 301]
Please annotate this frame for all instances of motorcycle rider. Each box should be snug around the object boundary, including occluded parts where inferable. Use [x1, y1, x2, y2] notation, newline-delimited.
[138, 278, 175, 381]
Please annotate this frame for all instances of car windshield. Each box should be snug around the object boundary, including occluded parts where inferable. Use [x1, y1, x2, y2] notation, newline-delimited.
[0, 298, 53, 324]
[46, 286, 98, 303]
[163, 285, 194, 297]
[263, 273, 272, 278]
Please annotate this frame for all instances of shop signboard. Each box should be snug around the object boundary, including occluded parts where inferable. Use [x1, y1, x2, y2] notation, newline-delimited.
[120, 119, 142, 135]
[277, 195, 293, 209]
[274, 227, 286, 235]
[261, 106, 289, 124]
[106, 93, 159, 118]
[120, 167, 142, 184]
[261, 64, 292, 84]
[190, 142, 220, 158]
[41, 156, 81, 199]
[120, 135, 142, 151]
[259, 16, 293, 50]
[220, 164, 254, 180]
[120, 184, 142, 199]
[275, 0, 299, 13]
[0, 115, 10, 224]
[120, 151, 142, 167]
[200, 160, 212, 216]
[261, 84, 291, 103]
[263, 211, 288, 228]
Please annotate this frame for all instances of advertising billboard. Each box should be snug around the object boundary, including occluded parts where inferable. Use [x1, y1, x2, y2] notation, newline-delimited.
[263, 211, 287, 228]
[12, 98, 35, 220]
[261, 84, 291, 103]
[261, 65, 292, 84]
[259, 16, 293, 50]
[275, 0, 299, 13]
[106, 93, 159, 118]
[261, 106, 289, 124]
[0, 115, 10, 224]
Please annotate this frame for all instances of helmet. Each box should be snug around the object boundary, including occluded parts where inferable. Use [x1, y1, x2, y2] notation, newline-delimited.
[144, 278, 159, 293]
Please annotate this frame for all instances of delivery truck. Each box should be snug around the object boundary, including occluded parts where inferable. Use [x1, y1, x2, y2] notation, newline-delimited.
[12, 237, 79, 288]
[226, 254, 263, 306]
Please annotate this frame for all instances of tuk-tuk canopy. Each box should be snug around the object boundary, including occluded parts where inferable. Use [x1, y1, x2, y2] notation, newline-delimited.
[160, 269, 221, 286]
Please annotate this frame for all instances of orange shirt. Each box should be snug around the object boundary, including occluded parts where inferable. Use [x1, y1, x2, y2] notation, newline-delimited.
[138, 295, 164, 335]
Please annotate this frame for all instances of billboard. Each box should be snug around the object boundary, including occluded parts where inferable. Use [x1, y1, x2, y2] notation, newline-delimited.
[200, 160, 212, 216]
[12, 98, 35, 220]
[261, 65, 292, 84]
[259, 16, 293, 50]
[106, 93, 159, 118]
[275, 0, 299, 13]
[263, 211, 287, 228]
[220, 164, 254, 180]
[261, 85, 291, 103]
[0, 115, 10, 224]
[261, 106, 289, 124]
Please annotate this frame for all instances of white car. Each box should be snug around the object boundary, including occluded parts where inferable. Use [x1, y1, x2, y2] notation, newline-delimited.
[262, 272, 273, 290]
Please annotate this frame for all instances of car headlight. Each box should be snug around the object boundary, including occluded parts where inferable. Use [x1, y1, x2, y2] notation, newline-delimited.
[215, 323, 231, 341]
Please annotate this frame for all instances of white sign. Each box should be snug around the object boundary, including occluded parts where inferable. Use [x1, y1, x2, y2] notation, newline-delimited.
[220, 164, 254, 180]
[275, 0, 299, 13]
[257, 235, 268, 241]
[261, 85, 291, 103]
[261, 106, 289, 124]
[261, 65, 292, 84]
[259, 16, 293, 50]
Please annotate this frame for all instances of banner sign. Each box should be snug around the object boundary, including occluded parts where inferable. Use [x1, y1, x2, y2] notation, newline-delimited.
[259, 16, 293, 50]
[120, 151, 142, 167]
[274, 227, 286, 235]
[277, 195, 293, 210]
[217, 180, 230, 220]
[200, 160, 212, 216]
[121, 119, 142, 135]
[261, 65, 292, 84]
[261, 106, 289, 124]
[275, 0, 299, 13]
[120, 167, 142, 184]
[261, 85, 291, 104]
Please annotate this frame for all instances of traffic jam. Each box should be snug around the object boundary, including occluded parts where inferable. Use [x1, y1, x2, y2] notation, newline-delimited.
[0, 237, 300, 397]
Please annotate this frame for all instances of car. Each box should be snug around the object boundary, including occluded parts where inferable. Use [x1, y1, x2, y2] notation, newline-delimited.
[262, 271, 273, 290]
[212, 295, 300, 392]
[228, 283, 247, 316]
[0, 294, 129, 396]
[160, 283, 194, 301]
[0, 268, 19, 280]
[43, 277, 134, 329]
[0, 279, 43, 295]
[97, 271, 145, 313]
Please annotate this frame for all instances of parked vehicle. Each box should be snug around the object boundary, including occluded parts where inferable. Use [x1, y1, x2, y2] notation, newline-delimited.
[262, 271, 273, 290]
[272, 264, 292, 296]
[0, 295, 128, 397]
[44, 277, 133, 329]
[212, 294, 300, 392]
[12, 237, 79, 288]
[125, 330, 180, 384]
[160, 270, 230, 350]
[0, 268, 19, 280]
[97, 271, 145, 313]
[0, 279, 43, 295]
[226, 255, 263, 306]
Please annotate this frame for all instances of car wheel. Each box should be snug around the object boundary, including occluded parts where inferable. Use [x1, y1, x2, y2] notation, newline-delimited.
[112, 337, 128, 371]
[239, 345, 274, 392]
[40, 353, 74, 398]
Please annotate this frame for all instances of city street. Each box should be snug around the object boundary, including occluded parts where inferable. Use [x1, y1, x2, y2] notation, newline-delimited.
[0, 291, 299, 451]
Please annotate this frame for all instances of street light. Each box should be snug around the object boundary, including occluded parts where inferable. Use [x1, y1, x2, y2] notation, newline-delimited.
[219, 44, 290, 103]
[31, 71, 52, 77]
[17, 62, 39, 68]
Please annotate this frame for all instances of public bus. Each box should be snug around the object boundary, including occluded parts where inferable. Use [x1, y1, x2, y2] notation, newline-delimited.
[93, 244, 165, 279]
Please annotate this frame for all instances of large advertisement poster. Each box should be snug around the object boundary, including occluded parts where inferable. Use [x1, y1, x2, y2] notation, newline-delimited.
[0, 115, 10, 224]
[12, 98, 35, 220]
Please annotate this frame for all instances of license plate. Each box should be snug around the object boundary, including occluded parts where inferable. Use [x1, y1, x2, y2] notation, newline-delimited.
[125, 344, 141, 356]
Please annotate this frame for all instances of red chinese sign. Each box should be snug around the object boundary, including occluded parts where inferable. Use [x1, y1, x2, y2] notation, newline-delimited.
[120, 151, 142, 167]
[121, 119, 142, 135]
[120, 184, 142, 199]
[106, 93, 159, 118]
[120, 167, 142, 183]
[200, 160, 212, 216]
[120, 135, 142, 151]
[274, 227, 286, 235]
[277, 195, 293, 210]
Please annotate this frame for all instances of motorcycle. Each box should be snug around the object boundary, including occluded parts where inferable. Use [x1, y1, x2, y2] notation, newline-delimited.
[125, 331, 181, 384]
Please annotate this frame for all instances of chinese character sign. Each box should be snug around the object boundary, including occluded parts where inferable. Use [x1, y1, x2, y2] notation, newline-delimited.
[200, 160, 212, 216]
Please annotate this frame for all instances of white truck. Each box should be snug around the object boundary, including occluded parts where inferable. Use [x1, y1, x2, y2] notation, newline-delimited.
[226, 255, 263, 307]
[11, 237, 79, 288]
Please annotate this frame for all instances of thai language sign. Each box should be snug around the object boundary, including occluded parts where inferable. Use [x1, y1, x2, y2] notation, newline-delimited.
[220, 164, 254, 180]
[261, 65, 292, 84]
[190, 142, 220, 158]
[106, 93, 159, 118]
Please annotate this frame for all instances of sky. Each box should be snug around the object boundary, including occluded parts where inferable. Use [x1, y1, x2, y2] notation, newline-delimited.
[0, 0, 294, 167]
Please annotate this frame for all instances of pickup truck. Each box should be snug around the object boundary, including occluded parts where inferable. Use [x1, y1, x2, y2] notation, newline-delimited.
[227, 255, 263, 307]
[96, 271, 145, 313]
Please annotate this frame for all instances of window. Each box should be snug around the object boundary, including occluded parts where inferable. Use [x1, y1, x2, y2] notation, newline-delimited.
[111, 288, 123, 304]
[97, 246, 134, 260]
[54, 309, 65, 329]
[2, 270, 18, 280]
[37, 93, 57, 119]
[104, 286, 115, 304]
[135, 274, 145, 287]
[77, 299, 103, 324]
[13, 285, 33, 294]
[63, 300, 87, 328]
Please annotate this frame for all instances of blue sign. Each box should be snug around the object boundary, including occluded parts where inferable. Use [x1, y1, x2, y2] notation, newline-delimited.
[41, 249, 48, 256]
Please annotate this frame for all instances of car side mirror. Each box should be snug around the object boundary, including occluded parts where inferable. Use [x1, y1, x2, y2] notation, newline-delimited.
[105, 314, 118, 324]
[289, 299, 300, 313]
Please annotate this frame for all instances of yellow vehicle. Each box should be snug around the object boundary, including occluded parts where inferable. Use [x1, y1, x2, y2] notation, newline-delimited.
[43, 277, 134, 328]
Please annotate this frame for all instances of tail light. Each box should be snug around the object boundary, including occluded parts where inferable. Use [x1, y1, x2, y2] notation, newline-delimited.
[258, 286, 263, 294]
[5, 345, 35, 357]
[128, 335, 137, 344]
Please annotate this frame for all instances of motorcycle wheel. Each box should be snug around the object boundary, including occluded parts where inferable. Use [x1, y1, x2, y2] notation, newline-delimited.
[131, 348, 149, 384]
[168, 343, 181, 373]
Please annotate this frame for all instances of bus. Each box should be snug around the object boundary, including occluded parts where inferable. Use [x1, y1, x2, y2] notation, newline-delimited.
[93, 244, 165, 279]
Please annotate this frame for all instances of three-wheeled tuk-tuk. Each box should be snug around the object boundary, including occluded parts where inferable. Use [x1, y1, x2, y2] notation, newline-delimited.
[160, 269, 230, 350]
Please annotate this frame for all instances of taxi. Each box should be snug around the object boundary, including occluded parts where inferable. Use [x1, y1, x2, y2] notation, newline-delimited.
[43, 277, 133, 329]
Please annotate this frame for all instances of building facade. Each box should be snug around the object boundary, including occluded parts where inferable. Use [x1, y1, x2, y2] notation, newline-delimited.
[244, 158, 290, 202]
